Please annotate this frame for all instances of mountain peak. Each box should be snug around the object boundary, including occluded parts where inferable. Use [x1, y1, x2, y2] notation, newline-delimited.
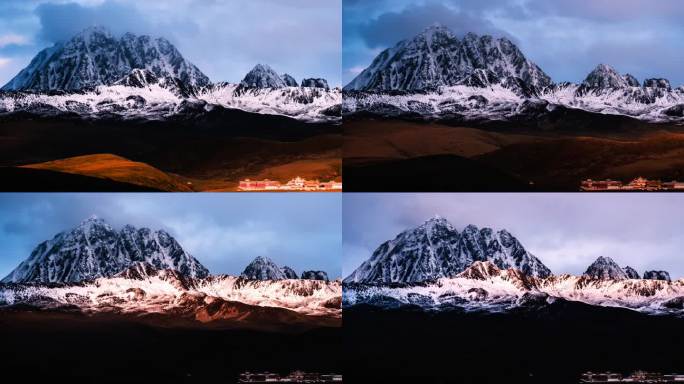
[2, 28, 209, 91]
[77, 214, 110, 233]
[623, 265, 640, 279]
[424, 214, 448, 225]
[345, 26, 551, 91]
[240, 64, 287, 89]
[1, 217, 208, 283]
[584, 256, 628, 280]
[241, 256, 287, 280]
[583, 64, 630, 89]
[281, 73, 298, 87]
[344, 217, 550, 283]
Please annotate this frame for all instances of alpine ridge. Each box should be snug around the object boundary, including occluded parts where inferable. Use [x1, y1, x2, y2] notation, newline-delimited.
[1, 215, 208, 283]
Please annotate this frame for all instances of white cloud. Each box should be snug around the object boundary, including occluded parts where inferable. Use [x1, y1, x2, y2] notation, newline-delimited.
[0, 34, 28, 47]
[0, 58, 12, 68]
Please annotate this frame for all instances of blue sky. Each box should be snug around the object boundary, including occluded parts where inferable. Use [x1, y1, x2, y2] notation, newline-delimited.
[343, 193, 684, 279]
[343, 0, 684, 86]
[0, 193, 342, 279]
[0, 0, 341, 87]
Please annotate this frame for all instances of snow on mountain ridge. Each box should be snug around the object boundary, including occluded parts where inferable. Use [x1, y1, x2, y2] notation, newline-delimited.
[0, 28, 340, 122]
[0, 264, 342, 318]
[344, 23, 552, 92]
[343, 261, 684, 316]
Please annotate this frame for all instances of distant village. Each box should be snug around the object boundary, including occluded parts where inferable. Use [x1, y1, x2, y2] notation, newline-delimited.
[581, 177, 684, 192]
[581, 371, 684, 383]
[238, 177, 342, 192]
[238, 371, 342, 383]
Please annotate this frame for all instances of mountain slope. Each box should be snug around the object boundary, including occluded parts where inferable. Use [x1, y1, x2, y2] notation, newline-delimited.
[1, 216, 208, 283]
[20, 154, 193, 192]
[2, 26, 209, 91]
[344, 216, 550, 283]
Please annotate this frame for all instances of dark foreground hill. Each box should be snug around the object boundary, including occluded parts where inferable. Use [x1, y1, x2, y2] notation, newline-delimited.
[344, 302, 684, 384]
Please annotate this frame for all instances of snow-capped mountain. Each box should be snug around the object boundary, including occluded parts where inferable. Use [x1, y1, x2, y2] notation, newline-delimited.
[1, 215, 208, 284]
[241, 256, 290, 280]
[343, 25, 684, 123]
[583, 256, 629, 280]
[345, 24, 551, 92]
[344, 216, 551, 284]
[281, 266, 299, 279]
[0, 262, 342, 321]
[302, 78, 330, 90]
[343, 261, 684, 316]
[301, 271, 330, 281]
[2, 26, 209, 91]
[241, 256, 330, 282]
[581, 64, 632, 90]
[240, 64, 288, 89]
[0, 28, 341, 122]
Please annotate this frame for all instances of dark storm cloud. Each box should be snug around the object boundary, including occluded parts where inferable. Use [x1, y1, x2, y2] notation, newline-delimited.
[343, 194, 684, 280]
[0, 0, 341, 87]
[343, 0, 684, 86]
[0, 194, 341, 279]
